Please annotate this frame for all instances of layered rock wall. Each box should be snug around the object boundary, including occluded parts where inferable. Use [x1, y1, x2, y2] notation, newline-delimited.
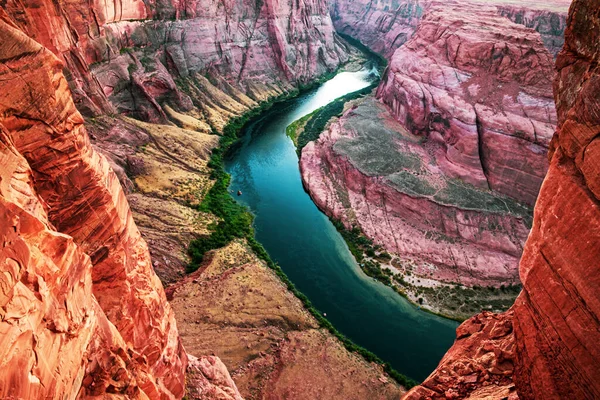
[3, 0, 349, 121]
[330, 0, 568, 59]
[376, 1, 557, 205]
[0, 13, 188, 398]
[404, 0, 600, 398]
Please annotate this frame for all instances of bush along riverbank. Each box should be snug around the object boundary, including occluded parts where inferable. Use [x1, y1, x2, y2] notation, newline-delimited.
[186, 83, 419, 390]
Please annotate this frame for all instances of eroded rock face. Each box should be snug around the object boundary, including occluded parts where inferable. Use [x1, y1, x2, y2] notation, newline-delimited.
[330, 0, 428, 58]
[376, 1, 557, 205]
[403, 311, 517, 400]
[330, 0, 568, 59]
[511, 0, 600, 397]
[167, 240, 406, 399]
[300, 97, 528, 319]
[402, 0, 600, 398]
[0, 14, 188, 398]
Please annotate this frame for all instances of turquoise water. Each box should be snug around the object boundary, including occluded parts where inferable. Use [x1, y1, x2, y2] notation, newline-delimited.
[224, 70, 458, 382]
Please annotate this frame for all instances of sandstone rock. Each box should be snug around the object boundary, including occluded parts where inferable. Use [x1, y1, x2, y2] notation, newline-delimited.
[402, 311, 517, 400]
[330, 0, 568, 60]
[376, 1, 557, 205]
[401, 1, 600, 399]
[168, 240, 406, 399]
[0, 14, 187, 398]
[512, 0, 600, 397]
[3, 0, 349, 121]
[300, 96, 528, 319]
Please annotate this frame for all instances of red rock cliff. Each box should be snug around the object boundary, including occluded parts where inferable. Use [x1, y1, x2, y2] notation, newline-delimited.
[0, 13, 187, 398]
[403, 0, 600, 398]
[3, 0, 349, 121]
[512, 0, 600, 397]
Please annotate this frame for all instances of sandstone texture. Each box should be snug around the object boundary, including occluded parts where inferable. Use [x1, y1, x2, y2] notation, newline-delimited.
[330, 0, 427, 58]
[377, 1, 557, 205]
[403, 0, 600, 398]
[403, 311, 517, 400]
[301, 0, 571, 320]
[330, 0, 568, 59]
[0, 14, 188, 398]
[0, 0, 414, 398]
[511, 0, 600, 397]
[301, 97, 528, 320]
[3, 0, 352, 280]
[167, 240, 406, 399]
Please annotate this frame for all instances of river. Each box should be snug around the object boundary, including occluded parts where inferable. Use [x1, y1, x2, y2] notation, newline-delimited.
[224, 68, 459, 382]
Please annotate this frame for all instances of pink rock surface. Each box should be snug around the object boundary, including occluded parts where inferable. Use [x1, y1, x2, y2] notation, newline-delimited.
[0, 14, 188, 398]
[330, 0, 568, 59]
[401, 1, 600, 399]
[3, 0, 349, 119]
[376, 1, 557, 205]
[330, 0, 428, 58]
[301, 98, 529, 288]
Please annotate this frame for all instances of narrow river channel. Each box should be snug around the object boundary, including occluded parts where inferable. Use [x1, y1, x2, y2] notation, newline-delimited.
[225, 68, 459, 382]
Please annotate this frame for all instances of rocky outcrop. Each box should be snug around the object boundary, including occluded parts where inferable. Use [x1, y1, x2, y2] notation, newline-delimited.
[495, 2, 570, 57]
[3, 0, 349, 122]
[0, 14, 189, 398]
[330, 0, 568, 59]
[301, 97, 528, 319]
[377, 1, 557, 205]
[330, 0, 427, 58]
[167, 240, 406, 399]
[403, 311, 517, 400]
[403, 0, 600, 398]
[511, 0, 600, 397]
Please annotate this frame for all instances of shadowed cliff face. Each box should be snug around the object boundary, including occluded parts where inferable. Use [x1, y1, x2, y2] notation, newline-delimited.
[403, 0, 600, 398]
[512, 0, 600, 397]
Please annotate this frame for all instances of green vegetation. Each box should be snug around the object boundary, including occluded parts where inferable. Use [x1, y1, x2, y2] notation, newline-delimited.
[187, 94, 293, 268]
[186, 82, 418, 389]
[337, 32, 388, 68]
[331, 220, 395, 287]
[286, 108, 319, 145]
[290, 83, 378, 154]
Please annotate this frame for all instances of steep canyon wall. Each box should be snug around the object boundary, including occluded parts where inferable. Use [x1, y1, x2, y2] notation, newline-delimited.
[301, 0, 570, 319]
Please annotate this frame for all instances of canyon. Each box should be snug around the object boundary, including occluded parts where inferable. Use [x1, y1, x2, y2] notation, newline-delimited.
[301, 0, 570, 319]
[406, 0, 600, 396]
[1, 0, 599, 398]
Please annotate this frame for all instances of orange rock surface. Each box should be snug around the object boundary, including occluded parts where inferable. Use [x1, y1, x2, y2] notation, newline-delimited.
[0, 13, 187, 398]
